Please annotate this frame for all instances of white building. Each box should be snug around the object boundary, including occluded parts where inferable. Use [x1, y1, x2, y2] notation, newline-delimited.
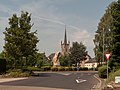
[84, 60, 98, 69]
[80, 56, 98, 69]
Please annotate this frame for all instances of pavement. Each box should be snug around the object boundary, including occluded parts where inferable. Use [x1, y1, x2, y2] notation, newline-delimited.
[93, 75, 109, 90]
[93, 74, 102, 90]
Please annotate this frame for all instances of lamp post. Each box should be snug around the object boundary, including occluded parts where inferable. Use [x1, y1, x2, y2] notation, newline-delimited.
[103, 28, 105, 65]
[105, 27, 111, 79]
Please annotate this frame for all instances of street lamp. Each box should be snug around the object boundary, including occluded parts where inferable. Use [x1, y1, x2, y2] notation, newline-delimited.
[104, 27, 111, 79]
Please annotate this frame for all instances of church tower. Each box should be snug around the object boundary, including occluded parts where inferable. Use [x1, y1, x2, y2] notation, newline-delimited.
[61, 26, 70, 56]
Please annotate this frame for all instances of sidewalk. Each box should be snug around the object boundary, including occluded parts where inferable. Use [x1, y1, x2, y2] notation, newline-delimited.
[100, 79, 107, 90]
[94, 74, 107, 90]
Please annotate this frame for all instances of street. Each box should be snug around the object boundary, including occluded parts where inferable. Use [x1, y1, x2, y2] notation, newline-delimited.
[0, 71, 99, 90]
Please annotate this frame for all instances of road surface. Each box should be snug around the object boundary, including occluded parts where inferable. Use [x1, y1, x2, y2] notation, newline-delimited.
[0, 71, 100, 90]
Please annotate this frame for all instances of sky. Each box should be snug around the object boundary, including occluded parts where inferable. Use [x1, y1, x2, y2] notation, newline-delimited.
[0, 0, 117, 57]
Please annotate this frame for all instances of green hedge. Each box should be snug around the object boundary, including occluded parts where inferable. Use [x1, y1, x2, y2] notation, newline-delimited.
[51, 67, 58, 71]
[41, 66, 51, 71]
[22, 66, 40, 72]
[51, 67, 78, 71]
[65, 67, 73, 71]
[0, 59, 6, 74]
[4, 69, 30, 78]
[58, 67, 65, 71]
[98, 65, 107, 78]
[72, 67, 77, 71]
[80, 67, 88, 71]
[20, 66, 89, 72]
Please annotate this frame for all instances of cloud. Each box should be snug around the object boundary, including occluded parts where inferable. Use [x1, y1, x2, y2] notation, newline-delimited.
[70, 30, 93, 47]
[0, 0, 97, 57]
[69, 30, 95, 56]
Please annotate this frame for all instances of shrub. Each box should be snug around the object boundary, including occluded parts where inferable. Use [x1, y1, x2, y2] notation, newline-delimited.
[7, 69, 22, 73]
[65, 67, 69, 71]
[98, 65, 107, 78]
[22, 67, 40, 72]
[27, 67, 40, 71]
[0, 59, 6, 74]
[68, 67, 73, 71]
[106, 69, 120, 83]
[41, 66, 51, 71]
[80, 67, 88, 71]
[72, 67, 77, 71]
[58, 67, 65, 71]
[4, 69, 30, 78]
[65, 67, 72, 71]
[51, 67, 58, 71]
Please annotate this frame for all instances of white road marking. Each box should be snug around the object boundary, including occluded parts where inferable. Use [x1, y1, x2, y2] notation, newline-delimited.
[58, 73, 71, 76]
[75, 79, 87, 83]
[92, 85, 96, 88]
[0, 78, 28, 83]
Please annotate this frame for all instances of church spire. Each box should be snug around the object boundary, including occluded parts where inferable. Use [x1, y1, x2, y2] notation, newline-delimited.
[64, 25, 67, 44]
[61, 25, 70, 56]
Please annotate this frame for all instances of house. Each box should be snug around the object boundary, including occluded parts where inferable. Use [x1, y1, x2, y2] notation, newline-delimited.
[80, 56, 98, 69]
[84, 59, 98, 69]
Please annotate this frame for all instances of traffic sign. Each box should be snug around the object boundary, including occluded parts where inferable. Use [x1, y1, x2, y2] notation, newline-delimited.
[105, 52, 111, 60]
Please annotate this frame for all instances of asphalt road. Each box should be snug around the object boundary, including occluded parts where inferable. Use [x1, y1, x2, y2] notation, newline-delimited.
[0, 71, 99, 90]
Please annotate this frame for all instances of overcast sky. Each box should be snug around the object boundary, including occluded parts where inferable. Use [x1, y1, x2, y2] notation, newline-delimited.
[0, 0, 116, 57]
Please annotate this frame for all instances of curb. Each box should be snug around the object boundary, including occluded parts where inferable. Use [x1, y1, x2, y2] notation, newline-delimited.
[0, 78, 28, 83]
[93, 74, 102, 90]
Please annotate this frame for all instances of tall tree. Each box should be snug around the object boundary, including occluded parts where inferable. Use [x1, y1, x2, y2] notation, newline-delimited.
[109, 0, 120, 70]
[93, 2, 114, 65]
[3, 11, 39, 68]
[69, 42, 87, 66]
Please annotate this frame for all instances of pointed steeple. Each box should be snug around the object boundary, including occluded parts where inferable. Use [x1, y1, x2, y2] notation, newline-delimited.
[61, 25, 70, 56]
[64, 25, 67, 44]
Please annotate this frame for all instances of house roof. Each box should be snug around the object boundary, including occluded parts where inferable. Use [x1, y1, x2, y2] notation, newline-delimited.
[85, 58, 97, 63]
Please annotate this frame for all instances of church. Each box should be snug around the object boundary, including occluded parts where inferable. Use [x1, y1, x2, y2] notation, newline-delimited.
[61, 26, 70, 56]
[48, 26, 70, 61]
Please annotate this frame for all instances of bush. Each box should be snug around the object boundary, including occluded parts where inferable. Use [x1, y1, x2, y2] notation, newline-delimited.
[0, 59, 6, 74]
[80, 67, 88, 71]
[58, 67, 65, 71]
[22, 67, 40, 72]
[4, 69, 30, 78]
[65, 67, 72, 71]
[51, 67, 58, 71]
[72, 67, 77, 71]
[98, 65, 107, 78]
[41, 66, 51, 71]
[106, 69, 120, 83]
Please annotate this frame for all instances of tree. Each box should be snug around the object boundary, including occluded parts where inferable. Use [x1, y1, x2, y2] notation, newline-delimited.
[93, 2, 114, 65]
[59, 55, 71, 66]
[94, 0, 120, 70]
[109, 0, 120, 70]
[69, 42, 87, 66]
[35, 52, 51, 67]
[3, 11, 39, 68]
